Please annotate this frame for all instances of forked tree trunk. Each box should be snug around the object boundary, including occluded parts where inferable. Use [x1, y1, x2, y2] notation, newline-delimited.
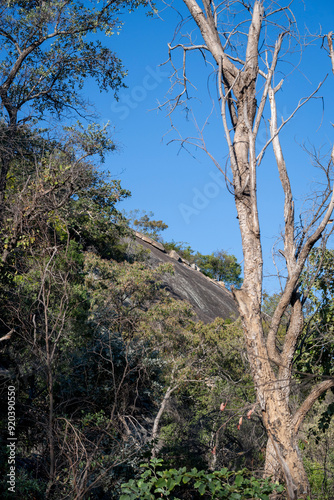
[233, 255, 310, 499]
[229, 18, 311, 490]
[177, 1, 334, 498]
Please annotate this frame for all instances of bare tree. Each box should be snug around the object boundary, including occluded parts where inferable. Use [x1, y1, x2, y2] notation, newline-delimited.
[162, 1, 334, 498]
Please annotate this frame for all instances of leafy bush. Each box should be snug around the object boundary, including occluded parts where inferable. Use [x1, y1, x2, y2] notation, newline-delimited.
[120, 458, 284, 499]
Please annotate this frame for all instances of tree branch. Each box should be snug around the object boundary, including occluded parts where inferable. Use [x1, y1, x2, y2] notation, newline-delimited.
[182, 0, 238, 83]
[327, 32, 334, 75]
[293, 379, 334, 434]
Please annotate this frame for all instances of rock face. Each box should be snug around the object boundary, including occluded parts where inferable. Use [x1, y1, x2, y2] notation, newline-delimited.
[134, 231, 166, 253]
[134, 232, 239, 323]
[168, 249, 182, 262]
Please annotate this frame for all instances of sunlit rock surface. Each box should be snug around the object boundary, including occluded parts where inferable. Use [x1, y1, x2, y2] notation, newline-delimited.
[133, 232, 239, 323]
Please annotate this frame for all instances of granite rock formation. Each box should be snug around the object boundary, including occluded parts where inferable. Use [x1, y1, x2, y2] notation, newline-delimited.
[133, 232, 239, 323]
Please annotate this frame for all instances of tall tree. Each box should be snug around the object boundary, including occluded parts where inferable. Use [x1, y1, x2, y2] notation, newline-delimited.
[163, 2, 334, 498]
[0, 0, 147, 221]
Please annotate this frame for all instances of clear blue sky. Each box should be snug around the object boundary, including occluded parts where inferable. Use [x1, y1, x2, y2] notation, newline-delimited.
[88, 0, 334, 292]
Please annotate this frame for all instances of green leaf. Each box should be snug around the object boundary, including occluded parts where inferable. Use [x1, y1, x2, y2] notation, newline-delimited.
[234, 475, 243, 487]
[198, 482, 206, 495]
[167, 478, 176, 490]
[174, 474, 182, 486]
[155, 478, 167, 488]
[230, 493, 242, 500]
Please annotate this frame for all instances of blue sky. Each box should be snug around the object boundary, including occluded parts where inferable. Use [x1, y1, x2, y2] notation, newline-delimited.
[88, 0, 334, 291]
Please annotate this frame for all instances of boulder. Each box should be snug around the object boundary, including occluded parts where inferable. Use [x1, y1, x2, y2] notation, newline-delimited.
[135, 231, 166, 253]
[168, 249, 182, 262]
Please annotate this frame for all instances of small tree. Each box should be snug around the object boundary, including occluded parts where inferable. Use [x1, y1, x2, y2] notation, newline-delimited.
[127, 209, 169, 241]
[163, 2, 334, 498]
[196, 250, 242, 288]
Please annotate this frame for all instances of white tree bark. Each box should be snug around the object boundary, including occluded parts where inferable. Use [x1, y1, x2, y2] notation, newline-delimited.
[151, 384, 179, 457]
[166, 2, 334, 498]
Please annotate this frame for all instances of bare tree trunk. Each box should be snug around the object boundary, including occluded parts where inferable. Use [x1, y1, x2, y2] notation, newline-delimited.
[151, 384, 178, 457]
[233, 289, 310, 499]
[227, 5, 309, 494]
[46, 370, 55, 499]
[168, 2, 334, 498]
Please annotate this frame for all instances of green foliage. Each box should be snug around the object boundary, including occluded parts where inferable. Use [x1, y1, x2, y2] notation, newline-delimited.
[0, 0, 149, 124]
[120, 458, 284, 499]
[0, 468, 44, 499]
[163, 241, 242, 288]
[319, 401, 334, 432]
[147, 318, 259, 473]
[195, 251, 243, 288]
[303, 456, 334, 500]
[2, 132, 130, 262]
[126, 210, 169, 241]
[295, 249, 334, 427]
[305, 248, 334, 327]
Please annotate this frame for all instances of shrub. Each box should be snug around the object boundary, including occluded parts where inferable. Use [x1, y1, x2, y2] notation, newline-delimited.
[120, 458, 284, 500]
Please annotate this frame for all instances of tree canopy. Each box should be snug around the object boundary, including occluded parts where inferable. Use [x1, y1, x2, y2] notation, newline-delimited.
[1, 2, 334, 500]
[0, 0, 148, 218]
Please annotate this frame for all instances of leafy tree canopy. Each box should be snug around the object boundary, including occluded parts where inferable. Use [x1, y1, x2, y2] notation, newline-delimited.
[0, 0, 149, 125]
[195, 251, 242, 289]
[126, 209, 169, 241]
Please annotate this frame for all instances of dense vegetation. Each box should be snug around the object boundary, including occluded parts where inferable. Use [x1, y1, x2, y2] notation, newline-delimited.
[0, 118, 334, 500]
[0, 131, 260, 498]
[0, 2, 333, 499]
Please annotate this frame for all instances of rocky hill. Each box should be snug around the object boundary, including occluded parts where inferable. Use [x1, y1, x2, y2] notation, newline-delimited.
[131, 232, 239, 323]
